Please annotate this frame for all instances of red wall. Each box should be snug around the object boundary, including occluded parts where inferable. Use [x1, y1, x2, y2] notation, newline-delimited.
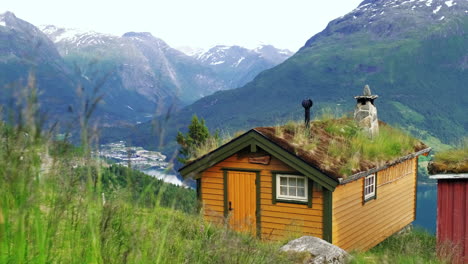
[437, 180, 468, 264]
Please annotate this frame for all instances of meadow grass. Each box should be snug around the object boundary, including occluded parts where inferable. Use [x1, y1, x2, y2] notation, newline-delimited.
[350, 229, 446, 264]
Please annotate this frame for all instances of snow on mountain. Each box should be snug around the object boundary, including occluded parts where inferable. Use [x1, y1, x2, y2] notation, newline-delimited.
[190, 44, 293, 88]
[0, 15, 6, 27]
[176, 46, 205, 57]
[303, 0, 467, 49]
[196, 44, 293, 66]
[347, 0, 463, 20]
[40, 25, 116, 47]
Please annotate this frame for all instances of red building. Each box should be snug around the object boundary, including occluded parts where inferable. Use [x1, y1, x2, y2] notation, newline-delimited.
[430, 173, 468, 264]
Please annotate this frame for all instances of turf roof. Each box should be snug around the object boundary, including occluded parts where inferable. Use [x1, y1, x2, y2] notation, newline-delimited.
[428, 145, 468, 174]
[253, 118, 428, 179]
[180, 117, 429, 181]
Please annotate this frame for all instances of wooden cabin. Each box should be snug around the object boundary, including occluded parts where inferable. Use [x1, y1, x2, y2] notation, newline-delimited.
[179, 86, 431, 252]
[429, 152, 468, 263]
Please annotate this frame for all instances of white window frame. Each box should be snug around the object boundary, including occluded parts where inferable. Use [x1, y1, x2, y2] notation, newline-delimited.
[364, 174, 376, 201]
[276, 174, 308, 202]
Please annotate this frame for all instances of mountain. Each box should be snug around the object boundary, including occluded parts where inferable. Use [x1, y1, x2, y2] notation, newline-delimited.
[0, 12, 77, 121]
[40, 26, 230, 124]
[1, 11, 293, 127]
[111, 0, 467, 150]
[38, 25, 292, 125]
[195, 45, 293, 88]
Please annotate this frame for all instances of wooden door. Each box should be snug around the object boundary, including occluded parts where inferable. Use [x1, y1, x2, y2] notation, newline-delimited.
[227, 170, 256, 234]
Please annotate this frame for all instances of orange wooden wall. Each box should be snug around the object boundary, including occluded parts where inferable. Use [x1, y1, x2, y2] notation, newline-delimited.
[199, 148, 324, 240]
[332, 157, 418, 251]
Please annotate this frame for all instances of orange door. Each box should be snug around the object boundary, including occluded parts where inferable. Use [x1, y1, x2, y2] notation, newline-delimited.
[227, 171, 256, 235]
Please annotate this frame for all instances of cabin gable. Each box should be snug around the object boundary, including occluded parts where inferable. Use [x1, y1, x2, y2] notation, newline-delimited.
[198, 147, 326, 241]
[180, 130, 338, 191]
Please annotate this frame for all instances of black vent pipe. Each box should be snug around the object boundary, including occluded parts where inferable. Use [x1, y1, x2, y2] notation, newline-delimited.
[302, 99, 313, 129]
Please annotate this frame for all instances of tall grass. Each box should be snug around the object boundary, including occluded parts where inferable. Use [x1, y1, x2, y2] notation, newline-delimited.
[350, 229, 445, 264]
[0, 75, 298, 263]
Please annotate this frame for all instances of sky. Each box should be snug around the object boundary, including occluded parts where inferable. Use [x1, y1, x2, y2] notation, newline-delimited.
[2, 0, 363, 52]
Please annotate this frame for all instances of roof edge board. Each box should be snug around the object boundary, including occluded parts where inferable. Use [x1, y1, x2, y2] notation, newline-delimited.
[339, 147, 432, 184]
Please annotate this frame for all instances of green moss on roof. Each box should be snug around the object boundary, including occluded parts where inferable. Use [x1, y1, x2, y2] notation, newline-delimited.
[255, 117, 427, 178]
[429, 140, 468, 174]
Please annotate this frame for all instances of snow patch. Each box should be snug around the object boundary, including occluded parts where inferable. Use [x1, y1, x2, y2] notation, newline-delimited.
[0, 18, 5, 27]
[426, 0, 433, 6]
[433, 5, 442, 13]
[210, 60, 225, 65]
[439, 16, 445, 20]
[353, 15, 357, 19]
[127, 105, 134, 111]
[234, 57, 245, 67]
[380, 11, 385, 15]
[40, 25, 58, 35]
[445, 0, 454, 7]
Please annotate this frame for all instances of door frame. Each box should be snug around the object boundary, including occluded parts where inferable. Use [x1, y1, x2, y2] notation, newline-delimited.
[222, 167, 261, 238]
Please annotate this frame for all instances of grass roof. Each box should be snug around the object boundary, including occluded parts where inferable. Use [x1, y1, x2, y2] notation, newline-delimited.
[255, 117, 427, 179]
[185, 117, 428, 179]
[428, 140, 468, 174]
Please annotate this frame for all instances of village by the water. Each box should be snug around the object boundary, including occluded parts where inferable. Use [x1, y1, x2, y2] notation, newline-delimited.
[99, 141, 184, 186]
[99, 141, 168, 170]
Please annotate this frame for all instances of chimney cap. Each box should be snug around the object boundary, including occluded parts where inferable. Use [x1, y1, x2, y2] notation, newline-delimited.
[354, 84, 378, 100]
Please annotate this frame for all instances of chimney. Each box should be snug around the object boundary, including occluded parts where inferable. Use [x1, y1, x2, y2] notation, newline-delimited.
[302, 99, 313, 129]
[354, 85, 379, 138]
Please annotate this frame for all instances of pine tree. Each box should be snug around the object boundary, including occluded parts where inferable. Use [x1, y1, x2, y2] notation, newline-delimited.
[176, 115, 210, 164]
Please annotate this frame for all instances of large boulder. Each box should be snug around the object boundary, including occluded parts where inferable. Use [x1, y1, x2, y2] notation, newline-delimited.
[280, 236, 349, 264]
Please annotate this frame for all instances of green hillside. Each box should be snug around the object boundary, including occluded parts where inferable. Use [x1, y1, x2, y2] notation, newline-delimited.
[0, 97, 447, 263]
[182, 15, 466, 144]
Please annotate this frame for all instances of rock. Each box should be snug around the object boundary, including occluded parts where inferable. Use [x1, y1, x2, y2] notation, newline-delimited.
[280, 236, 349, 264]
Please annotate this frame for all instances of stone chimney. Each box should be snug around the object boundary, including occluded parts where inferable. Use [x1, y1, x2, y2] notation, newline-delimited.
[354, 85, 379, 138]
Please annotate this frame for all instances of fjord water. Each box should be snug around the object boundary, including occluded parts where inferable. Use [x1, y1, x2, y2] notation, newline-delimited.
[414, 182, 438, 234]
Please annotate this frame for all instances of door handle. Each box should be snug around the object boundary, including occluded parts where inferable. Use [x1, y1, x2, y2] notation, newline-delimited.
[229, 201, 233, 211]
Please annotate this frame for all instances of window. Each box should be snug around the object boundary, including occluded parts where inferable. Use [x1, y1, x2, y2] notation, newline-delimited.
[364, 174, 376, 201]
[276, 174, 308, 202]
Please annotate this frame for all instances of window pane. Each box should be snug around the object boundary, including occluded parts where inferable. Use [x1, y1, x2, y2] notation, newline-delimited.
[297, 178, 305, 187]
[289, 187, 297, 196]
[280, 186, 287, 195]
[297, 187, 305, 197]
[280, 177, 287, 186]
[289, 178, 297, 187]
